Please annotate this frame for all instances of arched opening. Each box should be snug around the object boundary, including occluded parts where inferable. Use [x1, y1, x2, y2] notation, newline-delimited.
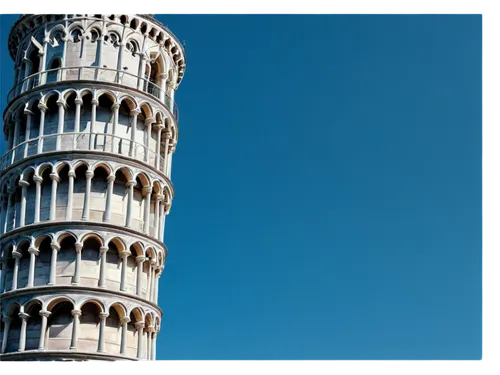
[57, 235, 76, 285]
[73, 163, 89, 220]
[78, 301, 101, 352]
[17, 241, 30, 289]
[24, 301, 42, 351]
[36, 236, 52, 286]
[57, 164, 70, 219]
[112, 168, 130, 226]
[5, 304, 21, 353]
[81, 237, 101, 287]
[39, 166, 52, 222]
[43, 94, 59, 152]
[96, 94, 114, 151]
[127, 308, 141, 357]
[105, 240, 120, 290]
[46, 301, 73, 350]
[104, 306, 121, 354]
[90, 166, 109, 222]
[46, 57, 62, 83]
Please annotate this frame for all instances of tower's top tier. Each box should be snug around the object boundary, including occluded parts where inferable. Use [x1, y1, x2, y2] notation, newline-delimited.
[7, 14, 186, 87]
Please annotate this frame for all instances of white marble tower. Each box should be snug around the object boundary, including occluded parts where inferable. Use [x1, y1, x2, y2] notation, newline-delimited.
[0, 14, 185, 361]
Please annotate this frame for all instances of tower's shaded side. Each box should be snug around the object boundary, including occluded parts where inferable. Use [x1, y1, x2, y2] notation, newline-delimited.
[0, 14, 185, 361]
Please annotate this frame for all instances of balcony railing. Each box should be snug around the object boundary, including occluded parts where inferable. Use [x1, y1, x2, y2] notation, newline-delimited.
[7, 66, 179, 120]
[0, 132, 166, 173]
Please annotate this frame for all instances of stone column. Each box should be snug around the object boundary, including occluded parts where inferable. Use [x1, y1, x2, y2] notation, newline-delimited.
[19, 180, 29, 227]
[66, 170, 75, 221]
[111, 103, 120, 153]
[145, 118, 153, 163]
[39, 39, 48, 84]
[125, 180, 137, 228]
[1, 316, 12, 353]
[23, 109, 33, 158]
[82, 170, 94, 220]
[154, 270, 161, 303]
[143, 186, 152, 233]
[17, 312, 30, 352]
[3, 190, 13, 232]
[0, 258, 7, 293]
[103, 174, 115, 222]
[163, 130, 172, 175]
[120, 316, 130, 354]
[159, 201, 166, 240]
[90, 98, 98, 150]
[11, 116, 21, 164]
[154, 124, 164, 169]
[73, 98, 82, 149]
[56, 99, 65, 150]
[146, 327, 152, 360]
[38, 310, 51, 350]
[49, 172, 60, 221]
[159, 73, 169, 103]
[97, 312, 109, 353]
[153, 194, 162, 238]
[156, 195, 165, 239]
[116, 42, 124, 83]
[135, 321, 145, 359]
[72, 242, 83, 285]
[27, 247, 40, 287]
[167, 144, 175, 179]
[37, 103, 48, 153]
[48, 242, 60, 285]
[135, 256, 146, 296]
[33, 175, 43, 223]
[11, 250, 21, 291]
[0, 195, 7, 235]
[69, 309, 82, 350]
[129, 109, 140, 157]
[151, 331, 157, 360]
[98, 246, 109, 288]
[119, 250, 131, 291]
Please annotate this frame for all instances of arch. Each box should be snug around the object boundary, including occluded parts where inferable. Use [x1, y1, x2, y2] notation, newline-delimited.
[106, 237, 127, 253]
[79, 232, 104, 246]
[90, 161, 113, 176]
[130, 241, 145, 258]
[46, 296, 75, 312]
[113, 166, 133, 182]
[134, 171, 151, 188]
[33, 233, 54, 248]
[78, 298, 105, 313]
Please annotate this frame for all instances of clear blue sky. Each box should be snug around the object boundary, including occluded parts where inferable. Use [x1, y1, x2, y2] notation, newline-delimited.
[0, 15, 481, 359]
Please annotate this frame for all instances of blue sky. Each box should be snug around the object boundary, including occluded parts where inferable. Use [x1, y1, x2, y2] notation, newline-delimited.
[0, 15, 481, 359]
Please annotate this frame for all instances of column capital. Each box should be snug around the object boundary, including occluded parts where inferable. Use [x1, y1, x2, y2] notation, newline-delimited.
[71, 309, 82, 317]
[19, 180, 30, 188]
[38, 103, 49, 112]
[168, 145, 176, 153]
[153, 123, 165, 132]
[33, 175, 43, 184]
[39, 310, 51, 318]
[12, 250, 22, 259]
[99, 312, 109, 320]
[126, 180, 137, 188]
[99, 246, 109, 254]
[142, 186, 153, 195]
[111, 102, 121, 111]
[136, 256, 146, 264]
[166, 131, 172, 139]
[145, 325, 156, 333]
[120, 317, 131, 326]
[159, 72, 170, 80]
[23, 108, 34, 116]
[74, 242, 83, 252]
[68, 170, 76, 178]
[119, 250, 132, 259]
[74, 98, 83, 105]
[50, 242, 61, 252]
[56, 99, 66, 107]
[28, 247, 40, 256]
[144, 117, 155, 127]
[135, 321, 145, 330]
[154, 194, 165, 202]
[91, 98, 99, 106]
[85, 170, 94, 179]
[2, 316, 12, 324]
[18, 312, 30, 321]
[50, 172, 61, 183]
[131, 108, 141, 116]
[107, 174, 116, 183]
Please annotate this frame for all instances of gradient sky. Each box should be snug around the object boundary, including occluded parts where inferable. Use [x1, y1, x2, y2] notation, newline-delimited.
[0, 14, 481, 360]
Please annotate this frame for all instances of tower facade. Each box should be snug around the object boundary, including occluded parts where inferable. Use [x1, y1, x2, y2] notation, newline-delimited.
[0, 14, 185, 361]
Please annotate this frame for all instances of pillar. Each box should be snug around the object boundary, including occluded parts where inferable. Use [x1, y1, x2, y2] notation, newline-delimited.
[69, 309, 82, 350]
[163, 130, 172, 175]
[33, 175, 42, 223]
[151, 332, 157, 360]
[23, 109, 33, 158]
[48, 242, 60, 285]
[0, 258, 7, 294]
[19, 180, 29, 227]
[135, 256, 146, 296]
[56, 99, 65, 150]
[11, 250, 21, 291]
[145, 118, 153, 163]
[154, 270, 161, 303]
[120, 317, 130, 355]
[97, 312, 109, 353]
[103, 174, 115, 222]
[11, 116, 21, 164]
[119, 251, 131, 291]
[38, 310, 51, 350]
[17, 312, 30, 352]
[159, 73, 169, 103]
[82, 170, 93, 220]
[90, 98, 98, 150]
[153, 194, 161, 238]
[66, 170, 75, 220]
[111, 103, 120, 153]
[49, 172, 60, 221]
[143, 186, 152, 233]
[146, 327, 152, 360]
[98, 246, 108, 288]
[130, 109, 140, 157]
[1, 316, 11, 353]
[73, 98, 82, 149]
[37, 103, 48, 153]
[27, 247, 39, 287]
[72, 242, 83, 285]
[125, 180, 137, 228]
[154, 124, 164, 169]
[135, 322, 145, 359]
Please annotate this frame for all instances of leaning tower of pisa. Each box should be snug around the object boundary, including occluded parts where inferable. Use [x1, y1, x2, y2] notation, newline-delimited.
[0, 14, 185, 361]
